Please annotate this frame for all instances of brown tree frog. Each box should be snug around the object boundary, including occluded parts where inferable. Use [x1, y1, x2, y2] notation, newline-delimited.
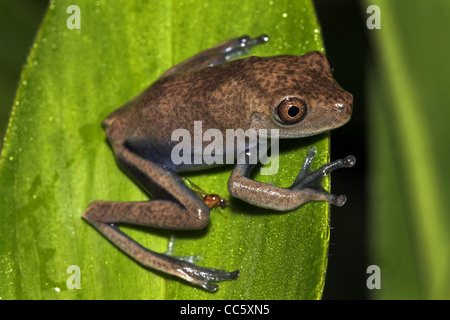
[82, 35, 355, 291]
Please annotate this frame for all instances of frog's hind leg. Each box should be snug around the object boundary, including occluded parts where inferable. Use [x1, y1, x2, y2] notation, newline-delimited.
[82, 146, 239, 291]
[161, 34, 269, 77]
[82, 205, 239, 291]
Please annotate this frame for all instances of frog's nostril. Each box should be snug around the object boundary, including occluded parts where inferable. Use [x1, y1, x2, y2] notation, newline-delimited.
[334, 101, 352, 117]
[334, 103, 345, 112]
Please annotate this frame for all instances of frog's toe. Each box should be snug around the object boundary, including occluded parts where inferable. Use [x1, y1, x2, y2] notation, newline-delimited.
[293, 146, 318, 184]
[239, 34, 269, 48]
[163, 235, 239, 291]
[223, 34, 269, 60]
[202, 282, 219, 292]
[197, 269, 240, 292]
[237, 35, 250, 43]
[290, 152, 355, 207]
[334, 194, 347, 207]
[294, 154, 356, 189]
[178, 263, 240, 292]
[200, 268, 240, 282]
[316, 189, 347, 207]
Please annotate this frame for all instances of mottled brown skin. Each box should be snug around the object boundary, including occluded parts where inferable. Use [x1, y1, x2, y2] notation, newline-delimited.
[82, 35, 355, 292]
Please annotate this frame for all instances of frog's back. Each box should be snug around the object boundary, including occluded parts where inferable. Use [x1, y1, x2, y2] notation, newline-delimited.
[102, 53, 327, 152]
[103, 54, 302, 128]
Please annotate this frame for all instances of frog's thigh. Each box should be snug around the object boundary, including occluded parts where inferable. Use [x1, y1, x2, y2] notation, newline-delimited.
[114, 145, 209, 210]
[83, 199, 208, 230]
[81, 199, 208, 278]
[82, 197, 210, 275]
[85, 146, 211, 230]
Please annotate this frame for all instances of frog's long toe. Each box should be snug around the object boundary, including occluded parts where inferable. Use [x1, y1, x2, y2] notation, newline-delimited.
[241, 34, 269, 48]
[295, 153, 356, 189]
[183, 265, 240, 292]
[199, 269, 240, 292]
[164, 235, 239, 291]
[322, 191, 347, 207]
[223, 34, 269, 60]
[290, 149, 356, 207]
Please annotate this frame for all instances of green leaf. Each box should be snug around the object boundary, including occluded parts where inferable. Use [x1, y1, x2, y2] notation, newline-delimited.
[366, 0, 450, 299]
[0, 0, 330, 299]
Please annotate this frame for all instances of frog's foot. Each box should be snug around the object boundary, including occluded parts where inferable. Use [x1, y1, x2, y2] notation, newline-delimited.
[290, 146, 356, 206]
[163, 235, 239, 291]
[161, 34, 268, 77]
[162, 235, 200, 264]
[220, 34, 269, 61]
[175, 261, 240, 292]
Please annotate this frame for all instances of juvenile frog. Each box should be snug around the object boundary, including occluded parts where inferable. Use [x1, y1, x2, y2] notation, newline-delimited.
[82, 35, 355, 291]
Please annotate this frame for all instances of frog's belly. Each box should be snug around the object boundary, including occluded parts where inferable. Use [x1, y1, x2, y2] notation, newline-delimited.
[125, 137, 255, 172]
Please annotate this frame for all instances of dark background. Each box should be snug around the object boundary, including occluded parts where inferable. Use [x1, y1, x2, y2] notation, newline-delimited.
[315, 0, 369, 299]
[0, 0, 369, 299]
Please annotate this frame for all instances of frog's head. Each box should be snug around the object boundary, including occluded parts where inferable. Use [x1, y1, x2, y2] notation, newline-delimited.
[248, 51, 353, 138]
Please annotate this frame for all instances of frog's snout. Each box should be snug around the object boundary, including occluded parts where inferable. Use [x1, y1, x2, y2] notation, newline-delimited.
[338, 92, 353, 119]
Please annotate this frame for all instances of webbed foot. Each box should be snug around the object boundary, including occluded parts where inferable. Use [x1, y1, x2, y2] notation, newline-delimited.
[290, 146, 356, 206]
[175, 262, 240, 292]
[220, 34, 269, 60]
[162, 235, 239, 291]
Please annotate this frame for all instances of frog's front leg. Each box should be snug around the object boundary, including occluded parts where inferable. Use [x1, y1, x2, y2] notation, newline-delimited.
[228, 146, 356, 211]
[82, 146, 239, 291]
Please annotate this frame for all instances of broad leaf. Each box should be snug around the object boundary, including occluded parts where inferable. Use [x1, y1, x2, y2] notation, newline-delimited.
[366, 0, 450, 299]
[0, 0, 330, 299]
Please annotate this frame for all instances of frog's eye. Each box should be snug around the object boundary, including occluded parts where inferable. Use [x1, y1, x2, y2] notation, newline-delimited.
[277, 98, 307, 124]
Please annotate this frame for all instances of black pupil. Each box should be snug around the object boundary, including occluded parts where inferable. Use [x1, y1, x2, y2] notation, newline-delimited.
[288, 105, 300, 117]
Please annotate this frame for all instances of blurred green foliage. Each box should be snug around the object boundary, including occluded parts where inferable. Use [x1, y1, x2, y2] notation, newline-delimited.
[367, 0, 450, 299]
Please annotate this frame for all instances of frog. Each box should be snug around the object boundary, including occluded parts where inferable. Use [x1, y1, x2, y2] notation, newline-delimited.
[82, 34, 355, 292]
